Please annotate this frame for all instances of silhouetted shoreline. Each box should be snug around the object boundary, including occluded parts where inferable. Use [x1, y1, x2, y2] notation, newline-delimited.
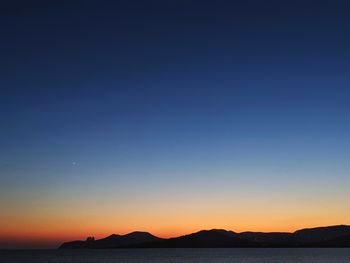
[59, 225, 350, 249]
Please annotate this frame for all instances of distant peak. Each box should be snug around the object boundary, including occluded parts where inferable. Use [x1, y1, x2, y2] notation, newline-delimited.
[127, 231, 151, 234]
[124, 231, 159, 238]
[191, 229, 238, 237]
[201, 229, 236, 233]
[294, 224, 350, 233]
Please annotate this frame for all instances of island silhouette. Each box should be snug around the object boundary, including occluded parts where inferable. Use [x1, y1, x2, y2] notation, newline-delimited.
[59, 225, 350, 249]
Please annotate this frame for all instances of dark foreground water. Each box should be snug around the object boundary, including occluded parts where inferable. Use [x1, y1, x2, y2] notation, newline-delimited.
[1, 248, 350, 263]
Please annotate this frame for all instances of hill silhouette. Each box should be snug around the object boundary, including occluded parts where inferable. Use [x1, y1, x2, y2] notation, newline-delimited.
[132, 229, 257, 248]
[294, 225, 350, 242]
[59, 231, 163, 249]
[59, 225, 350, 249]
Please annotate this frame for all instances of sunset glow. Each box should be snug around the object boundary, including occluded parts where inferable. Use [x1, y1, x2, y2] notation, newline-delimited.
[2, 0, 350, 249]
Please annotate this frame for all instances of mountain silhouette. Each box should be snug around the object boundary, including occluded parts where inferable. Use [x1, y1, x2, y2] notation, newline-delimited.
[132, 229, 257, 248]
[59, 231, 163, 249]
[239, 232, 296, 247]
[59, 225, 350, 249]
[294, 225, 350, 242]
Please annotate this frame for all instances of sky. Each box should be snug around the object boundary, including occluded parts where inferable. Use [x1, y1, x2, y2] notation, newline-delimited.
[1, 0, 350, 249]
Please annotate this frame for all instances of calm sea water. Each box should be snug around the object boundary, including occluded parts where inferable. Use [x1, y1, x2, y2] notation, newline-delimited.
[1, 248, 350, 263]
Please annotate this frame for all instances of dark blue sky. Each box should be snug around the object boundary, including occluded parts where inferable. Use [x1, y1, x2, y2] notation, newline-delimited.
[1, 0, 350, 248]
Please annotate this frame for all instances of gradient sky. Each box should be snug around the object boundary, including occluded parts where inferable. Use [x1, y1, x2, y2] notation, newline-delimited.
[1, 0, 350, 248]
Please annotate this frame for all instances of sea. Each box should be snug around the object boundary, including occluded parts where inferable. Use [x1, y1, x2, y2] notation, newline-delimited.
[1, 248, 350, 263]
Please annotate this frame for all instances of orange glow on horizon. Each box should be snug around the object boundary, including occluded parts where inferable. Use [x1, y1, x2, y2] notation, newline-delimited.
[2, 216, 350, 248]
[2, 189, 350, 248]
